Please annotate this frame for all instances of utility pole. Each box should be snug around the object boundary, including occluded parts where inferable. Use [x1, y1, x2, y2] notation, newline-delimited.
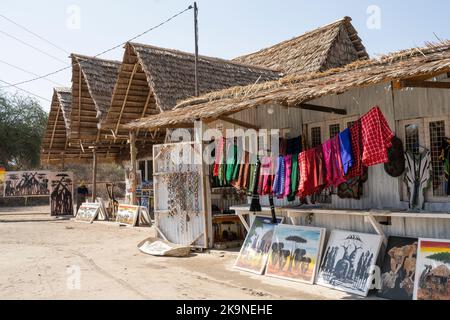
[194, 2, 199, 97]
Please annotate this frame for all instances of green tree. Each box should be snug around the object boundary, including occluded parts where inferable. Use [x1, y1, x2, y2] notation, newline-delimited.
[0, 91, 48, 170]
[428, 252, 450, 265]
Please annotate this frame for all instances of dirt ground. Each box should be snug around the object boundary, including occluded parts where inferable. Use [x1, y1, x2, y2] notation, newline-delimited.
[0, 207, 370, 300]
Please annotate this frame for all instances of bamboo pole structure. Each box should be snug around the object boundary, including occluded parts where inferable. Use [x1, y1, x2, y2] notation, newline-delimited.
[92, 148, 98, 202]
[130, 132, 137, 205]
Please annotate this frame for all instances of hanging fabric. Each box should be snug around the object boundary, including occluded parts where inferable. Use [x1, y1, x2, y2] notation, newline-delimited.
[337, 167, 368, 200]
[298, 146, 325, 198]
[225, 142, 238, 184]
[339, 128, 354, 175]
[322, 135, 347, 188]
[258, 156, 274, 195]
[249, 159, 262, 212]
[288, 153, 299, 202]
[361, 106, 395, 167]
[232, 151, 249, 191]
[272, 156, 285, 197]
[347, 119, 364, 179]
[213, 137, 225, 177]
[404, 149, 432, 210]
[283, 155, 293, 198]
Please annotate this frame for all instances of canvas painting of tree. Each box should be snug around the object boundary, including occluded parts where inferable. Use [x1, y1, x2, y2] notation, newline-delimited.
[413, 238, 450, 300]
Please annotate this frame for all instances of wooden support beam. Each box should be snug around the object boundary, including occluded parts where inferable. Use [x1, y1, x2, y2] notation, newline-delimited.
[130, 132, 137, 205]
[136, 91, 153, 137]
[77, 68, 82, 139]
[216, 115, 261, 130]
[49, 106, 61, 150]
[116, 63, 138, 135]
[92, 148, 98, 202]
[293, 103, 347, 115]
[400, 79, 450, 89]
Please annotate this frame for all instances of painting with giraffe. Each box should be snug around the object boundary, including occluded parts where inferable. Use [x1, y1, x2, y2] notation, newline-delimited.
[316, 230, 383, 297]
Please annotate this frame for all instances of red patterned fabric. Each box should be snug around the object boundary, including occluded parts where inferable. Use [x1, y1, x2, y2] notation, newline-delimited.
[297, 147, 325, 198]
[361, 106, 395, 167]
[347, 120, 363, 178]
[213, 138, 225, 177]
[322, 136, 347, 188]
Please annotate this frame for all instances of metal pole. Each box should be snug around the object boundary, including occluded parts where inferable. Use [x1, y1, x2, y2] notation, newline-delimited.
[194, 2, 199, 97]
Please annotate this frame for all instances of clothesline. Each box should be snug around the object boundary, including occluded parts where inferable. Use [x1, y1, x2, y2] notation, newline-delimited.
[212, 106, 395, 202]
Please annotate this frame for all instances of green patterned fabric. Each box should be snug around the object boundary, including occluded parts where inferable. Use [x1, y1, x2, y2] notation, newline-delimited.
[288, 153, 299, 202]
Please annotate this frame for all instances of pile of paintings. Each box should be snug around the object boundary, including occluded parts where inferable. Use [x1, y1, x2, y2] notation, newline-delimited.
[116, 204, 152, 227]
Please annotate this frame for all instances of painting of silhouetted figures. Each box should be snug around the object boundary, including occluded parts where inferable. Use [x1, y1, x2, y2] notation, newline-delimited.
[266, 225, 326, 284]
[4, 171, 50, 197]
[413, 239, 450, 300]
[50, 172, 74, 216]
[377, 236, 418, 300]
[234, 216, 284, 275]
[316, 230, 383, 297]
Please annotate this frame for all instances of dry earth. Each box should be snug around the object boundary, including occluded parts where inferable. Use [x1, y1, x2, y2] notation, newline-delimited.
[0, 207, 371, 300]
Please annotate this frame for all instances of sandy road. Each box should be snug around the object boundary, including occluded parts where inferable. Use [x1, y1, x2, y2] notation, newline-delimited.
[0, 209, 357, 300]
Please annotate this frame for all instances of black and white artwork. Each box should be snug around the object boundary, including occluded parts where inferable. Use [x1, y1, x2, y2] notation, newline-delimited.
[316, 230, 383, 297]
[4, 171, 50, 197]
[50, 172, 74, 216]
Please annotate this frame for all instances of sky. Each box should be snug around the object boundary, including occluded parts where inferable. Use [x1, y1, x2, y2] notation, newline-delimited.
[0, 0, 449, 112]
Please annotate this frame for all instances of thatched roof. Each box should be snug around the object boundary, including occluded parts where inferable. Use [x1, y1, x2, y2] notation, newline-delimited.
[41, 87, 127, 165]
[102, 42, 280, 137]
[233, 17, 368, 75]
[124, 41, 450, 131]
[69, 54, 121, 142]
[41, 88, 75, 164]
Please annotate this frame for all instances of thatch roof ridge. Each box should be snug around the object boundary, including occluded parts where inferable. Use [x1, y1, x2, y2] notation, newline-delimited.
[129, 42, 281, 73]
[233, 16, 368, 75]
[54, 87, 72, 133]
[124, 41, 450, 131]
[126, 42, 281, 112]
[71, 53, 121, 119]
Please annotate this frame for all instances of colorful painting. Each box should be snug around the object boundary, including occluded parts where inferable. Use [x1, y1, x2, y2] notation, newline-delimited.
[4, 171, 51, 197]
[378, 236, 418, 300]
[49, 172, 74, 216]
[316, 230, 383, 297]
[413, 238, 450, 300]
[234, 216, 284, 275]
[76, 203, 101, 223]
[116, 204, 140, 226]
[0, 167, 5, 197]
[266, 225, 326, 284]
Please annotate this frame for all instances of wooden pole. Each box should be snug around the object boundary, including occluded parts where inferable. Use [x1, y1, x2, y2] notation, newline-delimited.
[194, 2, 199, 97]
[130, 131, 138, 205]
[92, 148, 97, 202]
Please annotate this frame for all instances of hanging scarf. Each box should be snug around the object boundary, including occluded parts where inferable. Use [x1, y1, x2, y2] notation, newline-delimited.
[288, 153, 299, 202]
[283, 155, 293, 198]
[225, 143, 238, 184]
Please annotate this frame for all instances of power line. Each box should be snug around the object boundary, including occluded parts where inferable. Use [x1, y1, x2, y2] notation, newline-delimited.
[0, 79, 52, 102]
[0, 13, 69, 55]
[0, 5, 193, 90]
[0, 58, 65, 87]
[0, 29, 68, 65]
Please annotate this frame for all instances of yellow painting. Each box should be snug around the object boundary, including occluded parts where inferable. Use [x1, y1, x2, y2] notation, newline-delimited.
[116, 204, 139, 226]
[266, 225, 326, 284]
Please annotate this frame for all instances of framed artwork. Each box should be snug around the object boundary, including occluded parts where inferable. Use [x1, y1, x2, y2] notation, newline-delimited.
[234, 216, 284, 275]
[116, 204, 140, 226]
[76, 203, 101, 224]
[413, 238, 450, 300]
[266, 225, 326, 284]
[377, 236, 418, 300]
[4, 171, 50, 197]
[0, 167, 5, 197]
[316, 230, 383, 297]
[49, 172, 74, 216]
